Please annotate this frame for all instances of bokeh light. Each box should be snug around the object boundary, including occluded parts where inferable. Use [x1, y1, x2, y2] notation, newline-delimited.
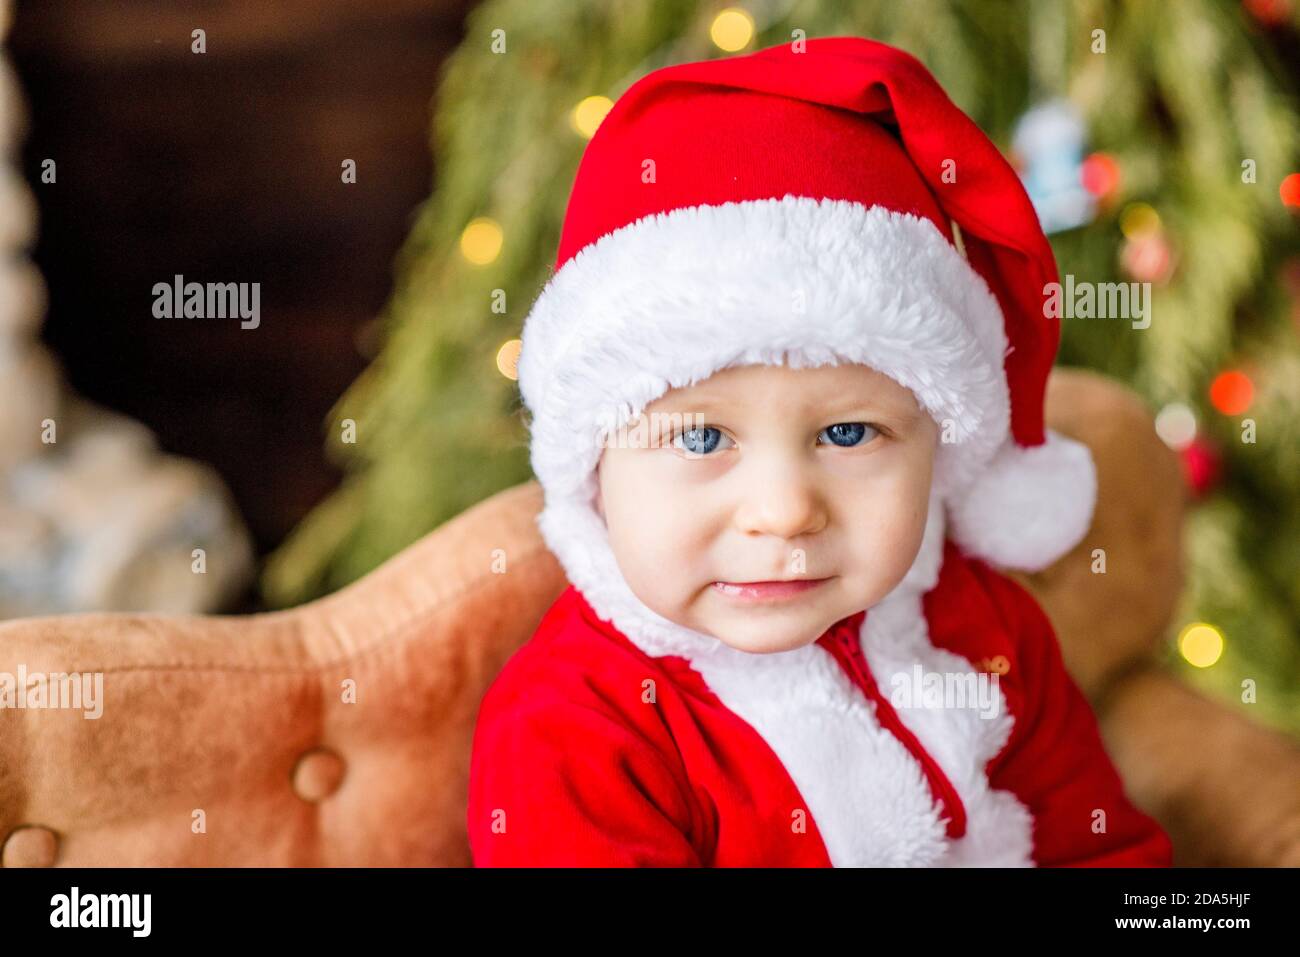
[496, 338, 522, 380]
[1154, 402, 1197, 450]
[459, 217, 503, 265]
[1178, 622, 1225, 668]
[710, 8, 755, 52]
[571, 95, 613, 139]
[1209, 370, 1254, 415]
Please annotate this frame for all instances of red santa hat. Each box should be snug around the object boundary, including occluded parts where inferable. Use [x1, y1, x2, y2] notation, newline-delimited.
[518, 36, 1095, 615]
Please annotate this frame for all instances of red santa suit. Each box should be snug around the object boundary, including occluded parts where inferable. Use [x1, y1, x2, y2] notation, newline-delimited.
[468, 519, 1173, 866]
[468, 37, 1175, 867]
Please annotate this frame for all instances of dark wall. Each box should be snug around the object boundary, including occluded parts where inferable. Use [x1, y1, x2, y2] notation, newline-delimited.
[9, 0, 475, 591]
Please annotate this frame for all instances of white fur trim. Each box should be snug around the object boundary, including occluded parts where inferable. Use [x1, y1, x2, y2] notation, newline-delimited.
[860, 568, 1035, 866]
[519, 196, 1011, 500]
[947, 429, 1097, 572]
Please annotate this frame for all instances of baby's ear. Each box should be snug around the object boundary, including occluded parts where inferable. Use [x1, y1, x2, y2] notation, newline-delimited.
[593, 458, 606, 520]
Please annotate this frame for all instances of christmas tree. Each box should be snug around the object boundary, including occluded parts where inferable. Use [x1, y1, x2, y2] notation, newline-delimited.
[263, 0, 1300, 738]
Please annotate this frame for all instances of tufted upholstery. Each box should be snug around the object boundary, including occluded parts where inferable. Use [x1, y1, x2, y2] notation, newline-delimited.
[1, 369, 1298, 867]
[0, 482, 563, 867]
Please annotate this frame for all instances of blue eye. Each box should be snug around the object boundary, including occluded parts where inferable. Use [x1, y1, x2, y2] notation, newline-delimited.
[672, 426, 732, 456]
[819, 422, 879, 447]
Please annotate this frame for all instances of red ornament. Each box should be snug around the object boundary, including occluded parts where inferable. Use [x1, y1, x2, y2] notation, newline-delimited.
[1180, 436, 1222, 498]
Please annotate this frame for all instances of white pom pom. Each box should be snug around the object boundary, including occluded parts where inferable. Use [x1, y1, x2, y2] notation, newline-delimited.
[945, 430, 1097, 573]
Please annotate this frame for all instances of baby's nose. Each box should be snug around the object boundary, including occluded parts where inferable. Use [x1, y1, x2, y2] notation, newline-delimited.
[733, 467, 828, 540]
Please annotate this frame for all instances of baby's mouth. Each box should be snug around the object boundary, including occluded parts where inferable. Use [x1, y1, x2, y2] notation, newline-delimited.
[711, 578, 832, 602]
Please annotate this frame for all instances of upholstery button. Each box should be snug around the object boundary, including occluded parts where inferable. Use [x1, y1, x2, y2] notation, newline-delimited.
[292, 747, 345, 802]
[2, 825, 58, 867]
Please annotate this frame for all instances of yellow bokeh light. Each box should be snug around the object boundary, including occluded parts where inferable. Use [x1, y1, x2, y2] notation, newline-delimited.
[1119, 202, 1161, 240]
[1178, 622, 1224, 669]
[710, 8, 755, 52]
[459, 217, 503, 265]
[496, 338, 522, 380]
[571, 95, 613, 139]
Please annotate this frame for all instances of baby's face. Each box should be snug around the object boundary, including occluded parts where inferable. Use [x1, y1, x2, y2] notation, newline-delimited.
[596, 362, 939, 654]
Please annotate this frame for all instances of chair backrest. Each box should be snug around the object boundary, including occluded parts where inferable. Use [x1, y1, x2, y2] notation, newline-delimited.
[0, 481, 565, 866]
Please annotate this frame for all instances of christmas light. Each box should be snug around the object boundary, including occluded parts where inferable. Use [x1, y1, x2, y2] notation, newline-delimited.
[1080, 152, 1119, 198]
[496, 338, 522, 380]
[459, 217, 503, 265]
[1118, 202, 1161, 239]
[571, 95, 613, 139]
[709, 8, 755, 52]
[1120, 232, 1173, 284]
[1177, 623, 1224, 669]
[1154, 402, 1197, 450]
[1209, 370, 1254, 415]
[1281, 173, 1300, 209]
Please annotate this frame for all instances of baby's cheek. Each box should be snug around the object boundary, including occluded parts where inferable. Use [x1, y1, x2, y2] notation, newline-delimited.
[643, 507, 714, 585]
[604, 486, 706, 608]
[842, 470, 931, 590]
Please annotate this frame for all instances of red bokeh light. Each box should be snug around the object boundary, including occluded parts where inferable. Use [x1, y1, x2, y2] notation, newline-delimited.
[1281, 173, 1300, 209]
[1080, 152, 1120, 198]
[1209, 370, 1255, 416]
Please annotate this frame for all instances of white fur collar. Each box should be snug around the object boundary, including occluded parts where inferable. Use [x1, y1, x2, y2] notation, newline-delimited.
[567, 493, 1035, 866]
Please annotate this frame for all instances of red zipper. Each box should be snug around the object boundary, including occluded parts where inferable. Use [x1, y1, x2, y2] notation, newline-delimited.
[819, 612, 969, 840]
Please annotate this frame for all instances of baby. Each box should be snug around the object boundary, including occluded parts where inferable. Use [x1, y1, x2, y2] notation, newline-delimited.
[467, 36, 1173, 867]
